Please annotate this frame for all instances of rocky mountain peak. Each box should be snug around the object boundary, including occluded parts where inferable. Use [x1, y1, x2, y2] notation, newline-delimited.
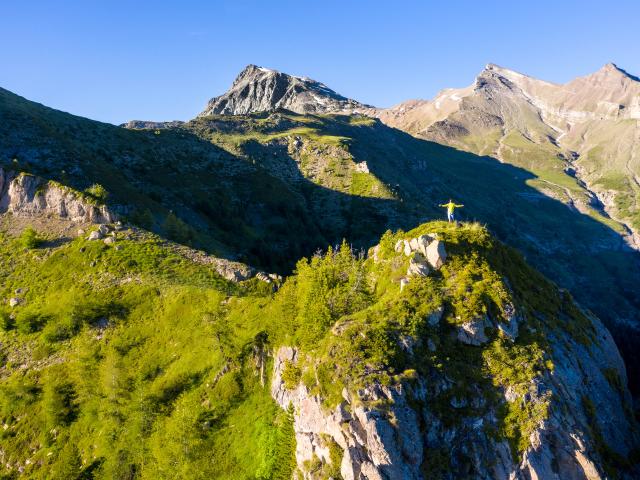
[589, 62, 640, 82]
[198, 64, 372, 117]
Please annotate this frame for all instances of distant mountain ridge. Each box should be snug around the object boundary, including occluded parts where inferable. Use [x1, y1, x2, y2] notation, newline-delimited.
[374, 62, 640, 242]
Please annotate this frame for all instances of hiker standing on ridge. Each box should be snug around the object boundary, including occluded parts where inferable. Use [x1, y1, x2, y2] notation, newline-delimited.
[440, 199, 464, 223]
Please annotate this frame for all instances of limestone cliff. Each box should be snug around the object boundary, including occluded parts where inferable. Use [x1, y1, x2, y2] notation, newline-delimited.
[0, 168, 115, 224]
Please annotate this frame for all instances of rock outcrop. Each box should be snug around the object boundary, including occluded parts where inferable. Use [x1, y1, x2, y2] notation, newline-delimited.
[0, 168, 115, 224]
[272, 307, 640, 479]
[199, 64, 372, 116]
[272, 347, 424, 480]
[392, 234, 447, 283]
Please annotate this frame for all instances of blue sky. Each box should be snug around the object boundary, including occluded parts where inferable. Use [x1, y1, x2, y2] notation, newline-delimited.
[1, 1, 638, 124]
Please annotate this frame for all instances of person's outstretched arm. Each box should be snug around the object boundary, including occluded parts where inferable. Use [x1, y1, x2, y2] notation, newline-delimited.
[455, 204, 464, 207]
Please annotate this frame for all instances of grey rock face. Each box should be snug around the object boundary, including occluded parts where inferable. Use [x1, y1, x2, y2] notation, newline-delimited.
[407, 253, 430, 277]
[425, 239, 447, 269]
[199, 65, 372, 116]
[271, 347, 423, 480]
[0, 168, 115, 224]
[457, 316, 491, 345]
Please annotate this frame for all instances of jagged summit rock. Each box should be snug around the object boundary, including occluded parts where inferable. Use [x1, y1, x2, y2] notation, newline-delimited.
[198, 64, 372, 116]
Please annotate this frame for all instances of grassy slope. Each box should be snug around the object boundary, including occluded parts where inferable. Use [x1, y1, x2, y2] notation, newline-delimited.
[1, 88, 639, 392]
[2, 220, 628, 479]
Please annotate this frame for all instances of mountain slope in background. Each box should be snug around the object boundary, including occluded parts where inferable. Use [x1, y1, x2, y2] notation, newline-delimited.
[377, 63, 640, 240]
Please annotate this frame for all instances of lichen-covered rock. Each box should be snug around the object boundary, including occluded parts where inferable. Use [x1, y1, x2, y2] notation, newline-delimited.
[427, 306, 444, 326]
[497, 303, 520, 340]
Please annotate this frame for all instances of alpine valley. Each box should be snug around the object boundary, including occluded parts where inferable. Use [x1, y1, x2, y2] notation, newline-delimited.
[0, 62, 639, 479]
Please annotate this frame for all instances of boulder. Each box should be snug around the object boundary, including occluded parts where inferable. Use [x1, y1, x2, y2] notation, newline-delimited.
[399, 277, 409, 291]
[425, 240, 447, 269]
[77, 228, 85, 237]
[457, 316, 491, 345]
[394, 240, 403, 253]
[416, 234, 433, 256]
[409, 237, 419, 251]
[87, 231, 103, 241]
[268, 273, 283, 282]
[9, 297, 21, 307]
[370, 244, 381, 263]
[103, 237, 115, 245]
[403, 240, 412, 256]
[407, 253, 430, 277]
[97, 224, 110, 235]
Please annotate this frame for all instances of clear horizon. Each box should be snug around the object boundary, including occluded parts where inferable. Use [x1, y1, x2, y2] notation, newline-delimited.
[1, 0, 639, 125]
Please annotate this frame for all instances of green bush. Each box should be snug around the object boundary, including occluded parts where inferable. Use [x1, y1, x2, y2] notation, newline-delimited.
[15, 310, 49, 334]
[0, 310, 13, 331]
[42, 371, 77, 428]
[130, 208, 155, 229]
[281, 360, 301, 389]
[42, 316, 82, 343]
[85, 183, 109, 203]
[19, 226, 42, 249]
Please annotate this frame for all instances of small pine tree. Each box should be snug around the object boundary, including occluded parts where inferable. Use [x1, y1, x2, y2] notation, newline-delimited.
[131, 208, 155, 230]
[163, 211, 194, 244]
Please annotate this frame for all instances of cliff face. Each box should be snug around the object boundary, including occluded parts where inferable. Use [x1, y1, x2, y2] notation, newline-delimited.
[0, 168, 115, 224]
[272, 318, 636, 480]
[269, 226, 640, 480]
